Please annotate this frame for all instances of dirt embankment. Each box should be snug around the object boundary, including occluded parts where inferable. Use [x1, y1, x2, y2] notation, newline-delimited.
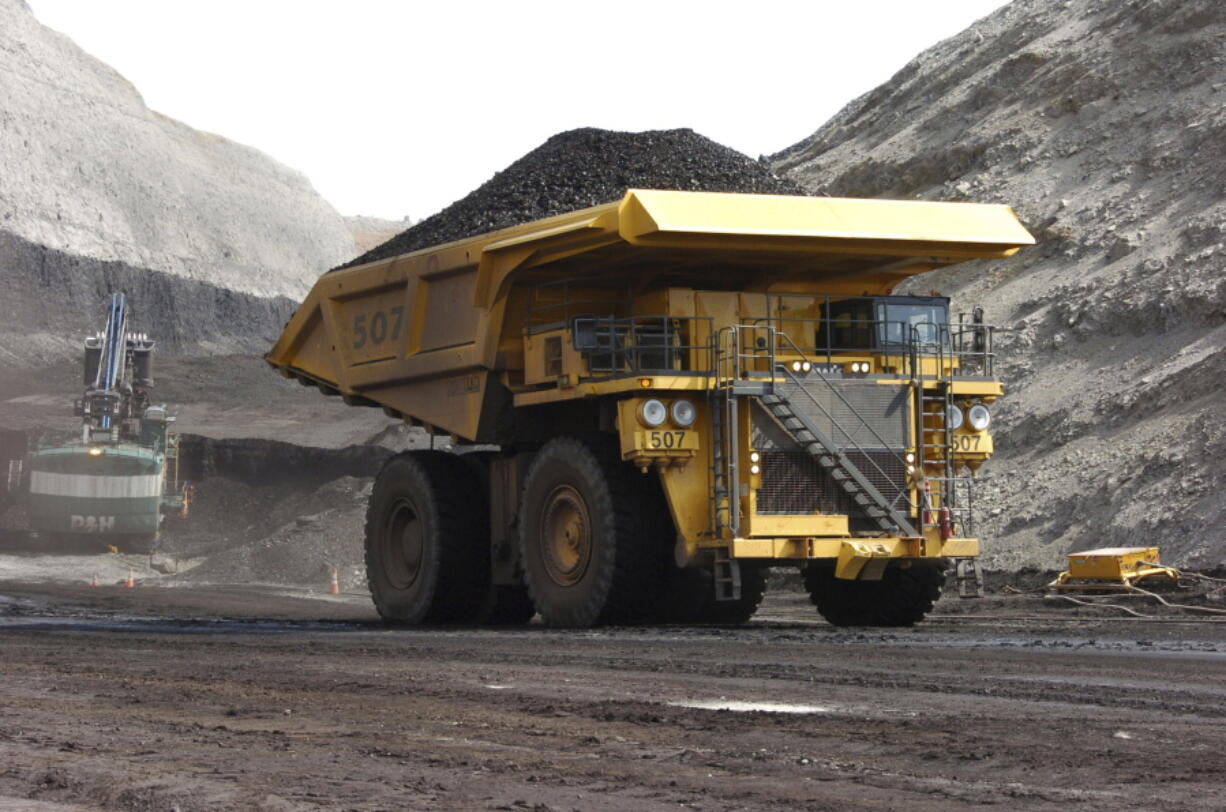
[0, 232, 300, 366]
[774, 0, 1226, 569]
[0, 0, 357, 367]
[0, 0, 355, 298]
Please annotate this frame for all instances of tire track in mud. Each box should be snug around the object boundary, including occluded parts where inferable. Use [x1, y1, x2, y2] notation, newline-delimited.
[7, 615, 1226, 719]
[4, 585, 1226, 809]
[2, 618, 1226, 812]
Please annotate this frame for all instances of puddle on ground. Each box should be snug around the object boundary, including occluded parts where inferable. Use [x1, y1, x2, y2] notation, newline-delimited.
[668, 699, 831, 714]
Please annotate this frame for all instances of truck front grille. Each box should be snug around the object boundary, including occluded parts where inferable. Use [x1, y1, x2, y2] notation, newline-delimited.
[750, 381, 912, 520]
[757, 451, 847, 515]
[774, 379, 908, 447]
[755, 449, 907, 515]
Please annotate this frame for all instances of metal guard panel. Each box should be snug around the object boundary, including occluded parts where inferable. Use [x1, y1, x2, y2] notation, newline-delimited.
[751, 380, 910, 518]
[774, 379, 909, 448]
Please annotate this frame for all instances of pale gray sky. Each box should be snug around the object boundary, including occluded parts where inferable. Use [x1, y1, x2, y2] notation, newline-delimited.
[27, 0, 1007, 220]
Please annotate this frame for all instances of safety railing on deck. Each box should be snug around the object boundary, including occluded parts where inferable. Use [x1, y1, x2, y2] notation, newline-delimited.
[714, 324, 778, 384]
[748, 314, 997, 378]
[563, 314, 717, 379]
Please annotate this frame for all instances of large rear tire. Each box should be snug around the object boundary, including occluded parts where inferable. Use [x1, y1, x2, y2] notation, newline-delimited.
[364, 451, 489, 623]
[804, 561, 946, 627]
[519, 436, 661, 627]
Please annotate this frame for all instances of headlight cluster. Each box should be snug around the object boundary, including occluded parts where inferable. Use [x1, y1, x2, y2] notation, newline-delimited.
[947, 403, 991, 432]
[848, 361, 871, 373]
[789, 360, 813, 373]
[968, 403, 991, 431]
[638, 398, 696, 428]
[670, 399, 696, 427]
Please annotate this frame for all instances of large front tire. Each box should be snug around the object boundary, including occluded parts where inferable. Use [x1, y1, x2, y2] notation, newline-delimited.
[519, 436, 660, 627]
[804, 561, 946, 627]
[364, 452, 489, 623]
[659, 565, 767, 625]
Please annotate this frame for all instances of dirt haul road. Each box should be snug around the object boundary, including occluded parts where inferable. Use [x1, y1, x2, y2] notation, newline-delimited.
[1, 583, 1225, 811]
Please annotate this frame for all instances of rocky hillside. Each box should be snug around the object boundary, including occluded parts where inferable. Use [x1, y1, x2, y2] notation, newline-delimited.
[774, 0, 1226, 568]
[0, 0, 356, 364]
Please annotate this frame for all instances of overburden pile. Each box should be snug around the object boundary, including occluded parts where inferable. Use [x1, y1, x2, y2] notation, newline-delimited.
[343, 128, 802, 268]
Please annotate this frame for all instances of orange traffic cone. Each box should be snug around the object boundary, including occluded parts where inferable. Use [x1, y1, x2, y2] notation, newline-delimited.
[327, 566, 340, 595]
[124, 567, 135, 588]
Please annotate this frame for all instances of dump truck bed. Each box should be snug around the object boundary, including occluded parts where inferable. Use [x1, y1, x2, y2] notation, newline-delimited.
[266, 190, 1033, 442]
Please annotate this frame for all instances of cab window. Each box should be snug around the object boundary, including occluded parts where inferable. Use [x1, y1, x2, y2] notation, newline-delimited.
[877, 301, 949, 349]
[816, 299, 874, 351]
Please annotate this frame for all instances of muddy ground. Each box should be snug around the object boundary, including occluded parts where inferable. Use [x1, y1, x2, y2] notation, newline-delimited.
[5, 350, 1226, 810]
[1, 578, 1225, 811]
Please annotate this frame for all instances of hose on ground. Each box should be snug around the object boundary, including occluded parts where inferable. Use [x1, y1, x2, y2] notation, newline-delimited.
[1043, 594, 1155, 618]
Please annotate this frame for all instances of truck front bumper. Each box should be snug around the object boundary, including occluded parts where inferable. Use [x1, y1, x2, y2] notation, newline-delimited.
[726, 536, 979, 580]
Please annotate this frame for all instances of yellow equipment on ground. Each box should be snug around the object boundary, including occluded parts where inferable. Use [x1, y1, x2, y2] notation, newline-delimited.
[1049, 546, 1181, 590]
[267, 189, 1033, 628]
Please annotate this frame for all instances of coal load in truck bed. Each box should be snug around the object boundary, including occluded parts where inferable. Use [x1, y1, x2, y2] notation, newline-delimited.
[339, 128, 804, 269]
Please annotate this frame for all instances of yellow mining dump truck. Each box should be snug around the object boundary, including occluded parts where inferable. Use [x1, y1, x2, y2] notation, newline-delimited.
[267, 190, 1033, 627]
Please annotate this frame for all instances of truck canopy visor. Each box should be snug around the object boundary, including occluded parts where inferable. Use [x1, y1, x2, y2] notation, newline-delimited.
[473, 189, 1035, 303]
[618, 189, 1034, 256]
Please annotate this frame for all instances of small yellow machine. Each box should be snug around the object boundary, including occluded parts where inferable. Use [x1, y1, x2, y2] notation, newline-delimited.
[1050, 547, 1181, 590]
[267, 190, 1033, 627]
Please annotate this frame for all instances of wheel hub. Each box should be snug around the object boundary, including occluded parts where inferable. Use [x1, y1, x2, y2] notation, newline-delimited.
[541, 485, 591, 587]
[384, 498, 424, 589]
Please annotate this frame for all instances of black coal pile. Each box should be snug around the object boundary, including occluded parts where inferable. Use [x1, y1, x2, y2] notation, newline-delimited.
[341, 128, 803, 268]
[179, 435, 392, 488]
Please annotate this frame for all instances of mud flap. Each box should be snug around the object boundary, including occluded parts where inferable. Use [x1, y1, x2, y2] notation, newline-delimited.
[955, 558, 984, 598]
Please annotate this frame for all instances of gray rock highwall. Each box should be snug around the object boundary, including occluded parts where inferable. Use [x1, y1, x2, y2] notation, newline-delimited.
[775, 0, 1226, 567]
[1, 0, 355, 308]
